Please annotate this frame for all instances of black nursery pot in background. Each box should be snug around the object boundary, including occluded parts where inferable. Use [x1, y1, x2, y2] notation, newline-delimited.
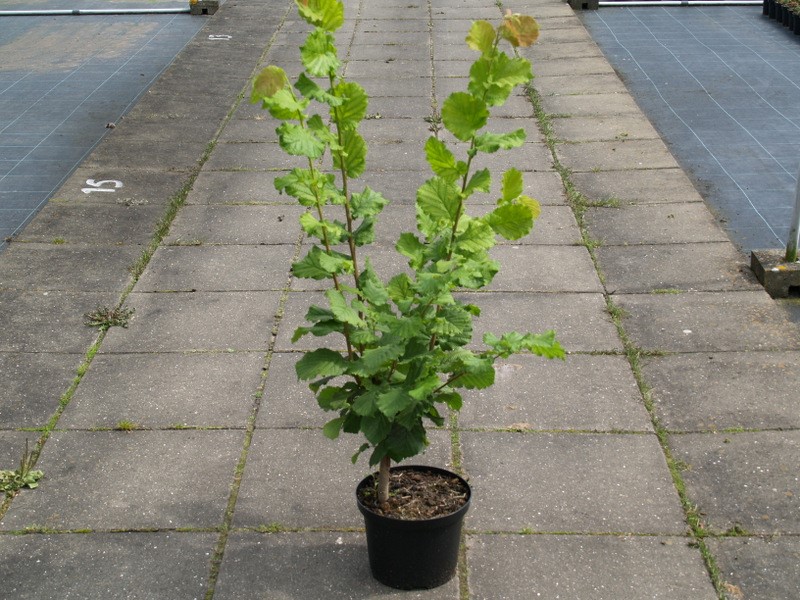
[356, 466, 471, 590]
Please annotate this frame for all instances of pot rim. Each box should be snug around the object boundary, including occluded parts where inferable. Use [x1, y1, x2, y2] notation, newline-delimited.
[356, 464, 471, 525]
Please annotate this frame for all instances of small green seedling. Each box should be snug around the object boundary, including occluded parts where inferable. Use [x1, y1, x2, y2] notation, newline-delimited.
[1, 440, 43, 496]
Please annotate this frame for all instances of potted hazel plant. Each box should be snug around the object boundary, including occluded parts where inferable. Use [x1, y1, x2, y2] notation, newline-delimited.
[251, 0, 565, 589]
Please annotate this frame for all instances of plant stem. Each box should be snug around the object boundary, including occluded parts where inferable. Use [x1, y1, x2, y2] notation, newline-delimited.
[378, 455, 391, 506]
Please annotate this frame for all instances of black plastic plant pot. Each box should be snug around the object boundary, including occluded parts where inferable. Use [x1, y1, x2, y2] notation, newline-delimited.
[356, 465, 471, 590]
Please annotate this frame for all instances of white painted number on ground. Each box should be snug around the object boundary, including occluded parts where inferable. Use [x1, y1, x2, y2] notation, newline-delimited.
[208, 34, 232, 40]
[82, 179, 124, 194]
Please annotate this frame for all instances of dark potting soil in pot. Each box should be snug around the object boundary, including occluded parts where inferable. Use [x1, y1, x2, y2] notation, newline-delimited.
[358, 468, 469, 520]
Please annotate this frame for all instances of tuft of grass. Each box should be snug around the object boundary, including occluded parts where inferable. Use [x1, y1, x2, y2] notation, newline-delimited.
[84, 305, 135, 330]
[652, 288, 683, 295]
[114, 420, 141, 432]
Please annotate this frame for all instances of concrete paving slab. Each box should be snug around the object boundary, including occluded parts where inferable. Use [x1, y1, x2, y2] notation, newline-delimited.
[556, 140, 678, 172]
[527, 40, 604, 61]
[615, 291, 800, 353]
[586, 204, 731, 246]
[215, 118, 279, 144]
[459, 354, 652, 432]
[186, 170, 292, 205]
[361, 95, 436, 120]
[534, 73, 629, 97]
[233, 429, 452, 529]
[203, 141, 310, 172]
[0, 532, 216, 600]
[81, 139, 203, 173]
[49, 167, 190, 206]
[669, 431, 800, 534]
[596, 243, 758, 293]
[357, 118, 433, 145]
[165, 205, 304, 245]
[137, 245, 295, 292]
[100, 291, 282, 353]
[468, 534, 717, 600]
[0, 291, 112, 353]
[571, 168, 704, 205]
[275, 291, 341, 352]
[0, 244, 140, 292]
[461, 431, 686, 533]
[532, 57, 615, 79]
[0, 431, 40, 471]
[0, 352, 81, 429]
[708, 537, 800, 600]
[0, 430, 243, 531]
[257, 352, 322, 427]
[59, 352, 264, 429]
[459, 291, 623, 353]
[641, 352, 800, 432]
[551, 115, 661, 143]
[543, 94, 644, 120]
[215, 532, 459, 599]
[487, 245, 601, 293]
[523, 204, 580, 244]
[14, 202, 166, 245]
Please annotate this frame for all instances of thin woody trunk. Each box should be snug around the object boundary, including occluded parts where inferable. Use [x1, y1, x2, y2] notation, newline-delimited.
[378, 456, 391, 506]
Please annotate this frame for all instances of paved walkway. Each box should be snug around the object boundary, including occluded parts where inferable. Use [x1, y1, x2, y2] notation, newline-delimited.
[582, 5, 800, 253]
[0, 0, 798, 598]
[0, 0, 206, 253]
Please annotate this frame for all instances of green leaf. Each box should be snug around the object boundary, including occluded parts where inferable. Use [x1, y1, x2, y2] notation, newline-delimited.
[501, 168, 523, 202]
[490, 53, 533, 91]
[483, 203, 533, 240]
[322, 416, 344, 439]
[359, 260, 389, 306]
[295, 0, 345, 31]
[416, 177, 461, 226]
[396, 232, 425, 267]
[300, 29, 340, 77]
[441, 92, 489, 142]
[474, 129, 526, 154]
[361, 414, 391, 444]
[437, 391, 463, 411]
[385, 423, 427, 462]
[352, 388, 379, 416]
[483, 330, 566, 359]
[464, 168, 491, 197]
[299, 213, 349, 245]
[251, 66, 289, 103]
[352, 217, 375, 247]
[296, 348, 349, 380]
[295, 72, 343, 106]
[326, 289, 366, 327]
[275, 169, 337, 207]
[465, 20, 496, 54]
[277, 122, 326, 158]
[292, 246, 353, 279]
[317, 385, 350, 410]
[376, 388, 415, 418]
[332, 81, 368, 128]
[453, 356, 495, 389]
[468, 54, 531, 107]
[261, 88, 308, 120]
[424, 137, 463, 182]
[332, 129, 367, 178]
[387, 273, 414, 310]
[352, 342, 405, 377]
[454, 217, 496, 253]
[350, 187, 388, 219]
[518, 195, 541, 221]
